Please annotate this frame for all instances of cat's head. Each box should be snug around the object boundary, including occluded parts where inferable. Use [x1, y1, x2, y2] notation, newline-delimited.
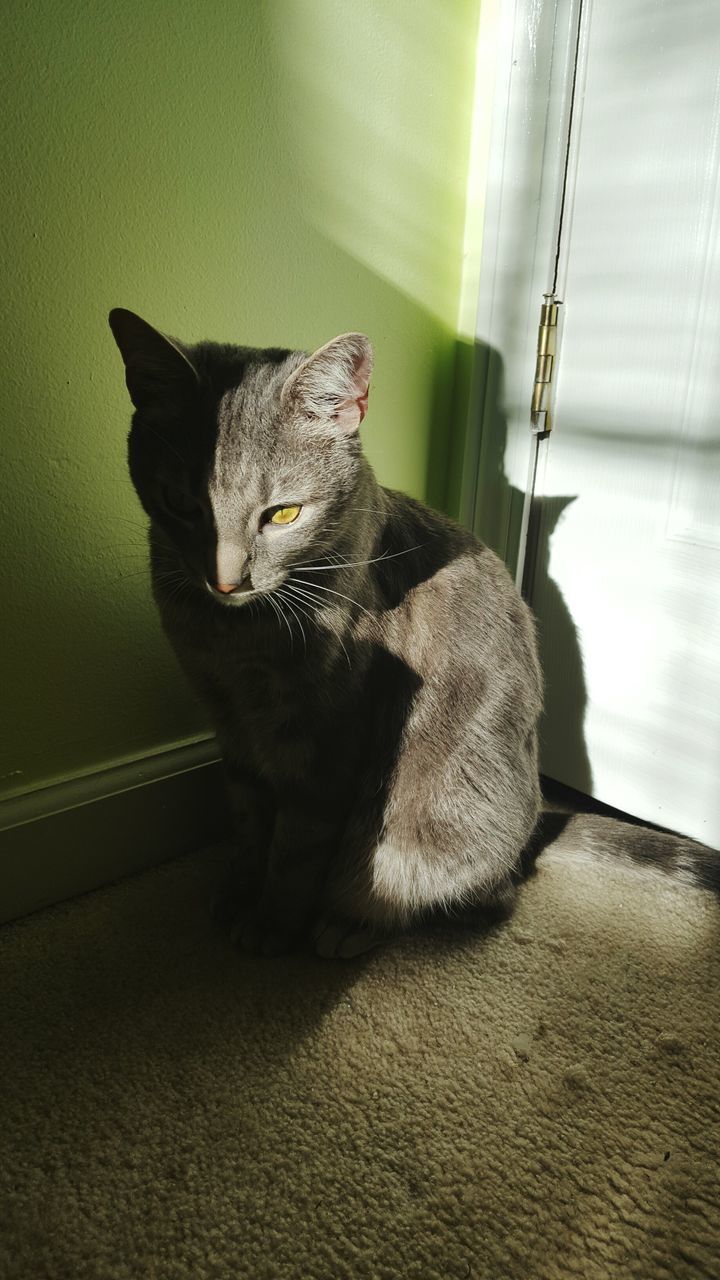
[109, 308, 373, 606]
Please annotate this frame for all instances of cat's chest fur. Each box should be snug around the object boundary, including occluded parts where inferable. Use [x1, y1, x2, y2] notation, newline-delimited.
[155, 579, 369, 788]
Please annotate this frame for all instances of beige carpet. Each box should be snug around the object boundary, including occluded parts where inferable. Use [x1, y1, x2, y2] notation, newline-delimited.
[1, 825, 719, 1280]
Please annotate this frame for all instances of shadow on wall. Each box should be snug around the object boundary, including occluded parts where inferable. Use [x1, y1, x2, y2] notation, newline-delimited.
[444, 338, 593, 796]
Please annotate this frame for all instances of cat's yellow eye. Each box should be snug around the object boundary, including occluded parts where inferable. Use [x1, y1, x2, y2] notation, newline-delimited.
[269, 504, 302, 526]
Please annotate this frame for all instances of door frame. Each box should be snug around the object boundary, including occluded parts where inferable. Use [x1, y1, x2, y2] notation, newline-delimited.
[461, 0, 589, 586]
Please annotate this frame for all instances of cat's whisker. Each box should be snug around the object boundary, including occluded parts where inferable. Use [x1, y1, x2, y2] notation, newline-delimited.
[276, 587, 308, 656]
[341, 506, 389, 516]
[276, 597, 296, 653]
[106, 555, 148, 569]
[282, 582, 353, 671]
[286, 557, 335, 575]
[103, 516, 151, 530]
[116, 559, 184, 583]
[287, 543, 426, 575]
[264, 590, 283, 635]
[115, 568, 156, 582]
[284, 544, 346, 575]
[95, 533, 150, 547]
[290, 576, 375, 619]
[283, 536, 338, 568]
[100, 538, 150, 552]
[161, 574, 193, 608]
[266, 590, 294, 650]
[164, 580, 186, 604]
[277, 584, 316, 622]
[153, 571, 188, 585]
[282, 579, 340, 617]
[282, 582, 353, 669]
[281, 580, 332, 622]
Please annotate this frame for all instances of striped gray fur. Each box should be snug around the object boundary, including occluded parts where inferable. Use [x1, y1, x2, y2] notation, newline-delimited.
[109, 309, 717, 958]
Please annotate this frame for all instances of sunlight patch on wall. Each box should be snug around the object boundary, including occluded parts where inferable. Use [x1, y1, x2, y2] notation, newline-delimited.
[457, 0, 500, 339]
[267, 0, 479, 329]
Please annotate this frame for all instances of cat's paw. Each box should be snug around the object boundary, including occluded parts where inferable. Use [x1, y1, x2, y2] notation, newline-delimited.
[313, 912, 387, 960]
[211, 859, 264, 928]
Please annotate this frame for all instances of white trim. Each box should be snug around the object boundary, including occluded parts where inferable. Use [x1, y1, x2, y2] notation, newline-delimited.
[0, 737, 220, 831]
[0, 739, 228, 925]
[460, 0, 586, 574]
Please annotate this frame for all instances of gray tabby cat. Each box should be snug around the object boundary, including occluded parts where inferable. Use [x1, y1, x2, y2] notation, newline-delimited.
[109, 309, 717, 957]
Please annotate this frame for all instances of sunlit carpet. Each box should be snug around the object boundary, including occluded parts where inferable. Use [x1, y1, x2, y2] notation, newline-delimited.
[1, 821, 719, 1280]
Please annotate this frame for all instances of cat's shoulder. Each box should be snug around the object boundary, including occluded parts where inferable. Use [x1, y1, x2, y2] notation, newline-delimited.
[379, 488, 517, 607]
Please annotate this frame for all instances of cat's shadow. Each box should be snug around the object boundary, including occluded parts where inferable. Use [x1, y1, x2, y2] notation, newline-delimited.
[439, 338, 592, 794]
[10, 812, 577, 1087]
[16, 840, 372, 1064]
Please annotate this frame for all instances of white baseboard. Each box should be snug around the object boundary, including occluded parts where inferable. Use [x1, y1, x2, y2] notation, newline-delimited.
[0, 739, 231, 925]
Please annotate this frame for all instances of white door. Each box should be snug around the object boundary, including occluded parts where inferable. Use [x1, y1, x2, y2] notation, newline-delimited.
[528, 0, 720, 846]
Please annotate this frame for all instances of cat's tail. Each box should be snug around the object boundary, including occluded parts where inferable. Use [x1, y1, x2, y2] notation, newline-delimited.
[519, 808, 720, 893]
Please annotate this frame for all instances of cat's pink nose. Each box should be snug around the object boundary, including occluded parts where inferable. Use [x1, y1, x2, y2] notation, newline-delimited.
[215, 582, 239, 594]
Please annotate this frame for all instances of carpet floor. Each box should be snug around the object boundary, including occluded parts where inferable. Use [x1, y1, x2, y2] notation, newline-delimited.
[1, 821, 719, 1280]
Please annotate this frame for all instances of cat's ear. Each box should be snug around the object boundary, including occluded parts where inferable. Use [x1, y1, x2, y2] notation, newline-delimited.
[108, 308, 199, 410]
[282, 333, 373, 433]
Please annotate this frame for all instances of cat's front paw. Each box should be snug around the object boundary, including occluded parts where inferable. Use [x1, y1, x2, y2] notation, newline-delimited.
[211, 858, 264, 928]
[313, 912, 387, 960]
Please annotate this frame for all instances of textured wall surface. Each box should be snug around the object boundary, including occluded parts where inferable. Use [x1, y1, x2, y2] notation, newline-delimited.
[1, 0, 479, 799]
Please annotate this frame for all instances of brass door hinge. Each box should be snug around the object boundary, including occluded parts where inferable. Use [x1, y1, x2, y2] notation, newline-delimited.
[531, 295, 560, 434]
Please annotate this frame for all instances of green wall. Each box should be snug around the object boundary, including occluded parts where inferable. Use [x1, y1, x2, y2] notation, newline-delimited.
[1, 0, 480, 801]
